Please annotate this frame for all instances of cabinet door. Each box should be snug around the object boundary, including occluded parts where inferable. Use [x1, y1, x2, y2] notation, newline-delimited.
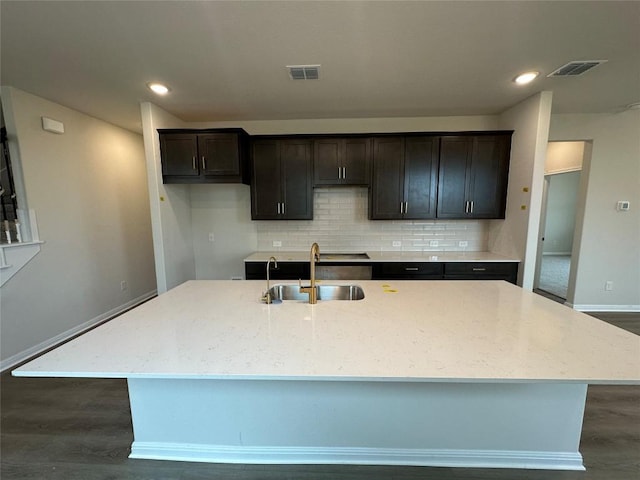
[403, 136, 439, 219]
[369, 137, 405, 219]
[313, 138, 342, 185]
[437, 136, 472, 218]
[467, 135, 510, 218]
[251, 140, 282, 219]
[198, 133, 240, 177]
[342, 138, 371, 185]
[281, 140, 313, 219]
[313, 137, 371, 186]
[159, 134, 199, 177]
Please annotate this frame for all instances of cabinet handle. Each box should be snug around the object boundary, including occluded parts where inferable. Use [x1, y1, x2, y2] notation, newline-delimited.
[202, 156, 207, 171]
[338, 167, 342, 179]
[277, 203, 281, 215]
[281, 202, 285, 215]
[400, 202, 404, 214]
[192, 156, 197, 170]
[404, 201, 408, 213]
[470, 201, 474, 213]
[405, 267, 419, 271]
[465, 201, 470, 213]
[342, 167, 346, 179]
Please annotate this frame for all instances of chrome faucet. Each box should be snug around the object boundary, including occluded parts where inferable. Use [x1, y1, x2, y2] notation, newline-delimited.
[261, 256, 278, 304]
[299, 243, 320, 304]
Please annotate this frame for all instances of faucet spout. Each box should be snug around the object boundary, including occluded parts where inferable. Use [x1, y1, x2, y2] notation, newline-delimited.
[300, 243, 320, 304]
[262, 256, 278, 304]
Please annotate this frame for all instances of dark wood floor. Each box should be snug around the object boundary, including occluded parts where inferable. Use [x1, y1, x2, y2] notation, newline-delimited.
[2, 313, 639, 480]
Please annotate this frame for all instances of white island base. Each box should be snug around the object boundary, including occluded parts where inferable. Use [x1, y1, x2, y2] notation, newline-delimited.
[128, 378, 587, 470]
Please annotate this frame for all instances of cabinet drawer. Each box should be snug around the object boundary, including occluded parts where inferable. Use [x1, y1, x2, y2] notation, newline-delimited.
[443, 262, 518, 284]
[373, 262, 443, 279]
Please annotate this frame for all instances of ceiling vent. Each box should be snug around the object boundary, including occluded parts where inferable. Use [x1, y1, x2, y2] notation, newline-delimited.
[547, 60, 607, 77]
[286, 65, 320, 80]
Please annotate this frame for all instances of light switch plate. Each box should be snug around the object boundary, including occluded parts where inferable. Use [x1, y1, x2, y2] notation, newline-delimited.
[272, 240, 282, 247]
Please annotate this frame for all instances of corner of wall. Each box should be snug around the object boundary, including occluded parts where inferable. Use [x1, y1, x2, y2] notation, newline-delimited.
[140, 102, 195, 292]
[489, 92, 553, 288]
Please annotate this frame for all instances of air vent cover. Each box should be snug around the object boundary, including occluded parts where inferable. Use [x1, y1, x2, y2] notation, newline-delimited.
[548, 60, 607, 77]
[287, 65, 320, 80]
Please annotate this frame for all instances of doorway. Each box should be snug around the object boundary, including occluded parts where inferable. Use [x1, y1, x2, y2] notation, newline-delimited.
[534, 141, 587, 301]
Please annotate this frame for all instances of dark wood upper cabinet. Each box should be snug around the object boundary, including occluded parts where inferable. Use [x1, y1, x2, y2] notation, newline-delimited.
[251, 138, 313, 220]
[369, 136, 439, 220]
[158, 129, 249, 184]
[437, 134, 511, 219]
[313, 137, 371, 186]
[160, 134, 199, 177]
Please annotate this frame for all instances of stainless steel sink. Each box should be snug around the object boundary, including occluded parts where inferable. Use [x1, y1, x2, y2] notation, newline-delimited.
[268, 284, 365, 301]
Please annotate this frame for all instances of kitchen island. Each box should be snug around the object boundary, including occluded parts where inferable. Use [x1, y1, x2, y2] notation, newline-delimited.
[13, 280, 640, 470]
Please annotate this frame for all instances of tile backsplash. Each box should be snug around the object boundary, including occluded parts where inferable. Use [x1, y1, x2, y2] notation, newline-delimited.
[257, 188, 488, 252]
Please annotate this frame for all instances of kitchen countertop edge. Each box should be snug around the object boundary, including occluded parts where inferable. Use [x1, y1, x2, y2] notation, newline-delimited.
[244, 251, 520, 263]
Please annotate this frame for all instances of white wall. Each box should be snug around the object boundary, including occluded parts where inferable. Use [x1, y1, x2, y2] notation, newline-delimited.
[0, 87, 157, 369]
[489, 92, 553, 289]
[543, 171, 580, 254]
[190, 184, 256, 280]
[191, 115, 500, 135]
[549, 110, 640, 311]
[545, 141, 584, 174]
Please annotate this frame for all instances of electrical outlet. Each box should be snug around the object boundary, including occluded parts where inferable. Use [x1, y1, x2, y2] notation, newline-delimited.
[272, 240, 282, 247]
[429, 240, 439, 247]
[605, 281, 613, 291]
[392, 241, 401, 247]
[120, 280, 128, 291]
[208, 232, 215, 242]
[458, 241, 468, 247]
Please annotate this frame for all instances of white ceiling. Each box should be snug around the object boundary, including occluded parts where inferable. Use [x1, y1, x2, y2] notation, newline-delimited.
[2, 1, 639, 133]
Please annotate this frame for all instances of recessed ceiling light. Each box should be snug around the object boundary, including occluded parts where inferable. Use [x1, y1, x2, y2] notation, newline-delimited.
[147, 83, 170, 95]
[513, 71, 539, 85]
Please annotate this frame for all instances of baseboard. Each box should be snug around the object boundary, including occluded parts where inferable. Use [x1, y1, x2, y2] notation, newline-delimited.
[571, 304, 640, 313]
[1, 290, 157, 372]
[542, 252, 572, 256]
[130, 442, 585, 471]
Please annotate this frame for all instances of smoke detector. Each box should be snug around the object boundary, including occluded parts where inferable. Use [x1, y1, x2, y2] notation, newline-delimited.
[547, 60, 607, 77]
[286, 65, 320, 80]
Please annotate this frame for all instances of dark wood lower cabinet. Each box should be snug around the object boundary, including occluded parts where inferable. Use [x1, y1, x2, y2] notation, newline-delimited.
[245, 262, 310, 280]
[372, 262, 443, 280]
[247, 261, 518, 284]
[443, 262, 518, 284]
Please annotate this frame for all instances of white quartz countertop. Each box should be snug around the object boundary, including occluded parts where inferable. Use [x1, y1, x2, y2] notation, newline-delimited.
[244, 251, 520, 263]
[14, 280, 639, 384]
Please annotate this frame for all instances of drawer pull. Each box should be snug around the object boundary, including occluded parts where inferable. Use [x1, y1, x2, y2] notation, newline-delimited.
[405, 267, 419, 271]
[472, 267, 486, 272]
